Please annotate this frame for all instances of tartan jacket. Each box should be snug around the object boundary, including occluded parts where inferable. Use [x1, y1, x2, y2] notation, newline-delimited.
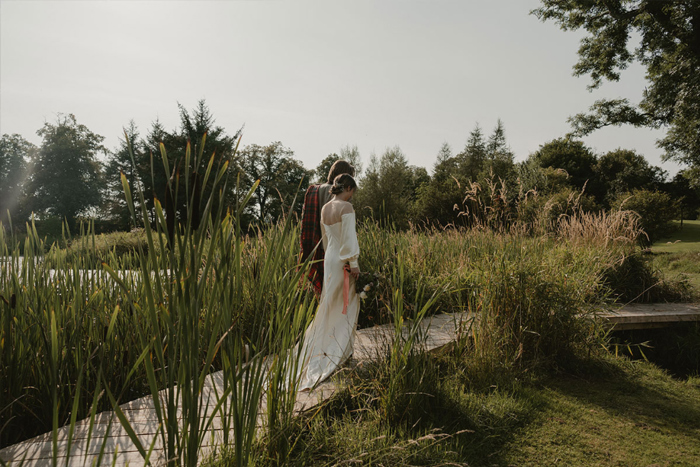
[300, 184, 324, 295]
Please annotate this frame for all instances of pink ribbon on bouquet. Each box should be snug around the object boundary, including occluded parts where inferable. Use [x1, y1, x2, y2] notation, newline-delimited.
[342, 264, 351, 315]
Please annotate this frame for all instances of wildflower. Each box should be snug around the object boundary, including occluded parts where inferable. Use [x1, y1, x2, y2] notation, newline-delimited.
[360, 291, 368, 299]
[363, 284, 371, 292]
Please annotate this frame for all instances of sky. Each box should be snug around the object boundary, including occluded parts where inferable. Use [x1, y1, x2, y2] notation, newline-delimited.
[0, 0, 686, 178]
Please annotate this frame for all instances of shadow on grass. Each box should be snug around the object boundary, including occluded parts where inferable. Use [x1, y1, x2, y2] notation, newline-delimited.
[280, 353, 700, 466]
[271, 355, 545, 466]
[543, 357, 700, 437]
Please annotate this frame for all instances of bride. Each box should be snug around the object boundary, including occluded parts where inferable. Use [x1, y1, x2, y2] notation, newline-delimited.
[298, 174, 360, 391]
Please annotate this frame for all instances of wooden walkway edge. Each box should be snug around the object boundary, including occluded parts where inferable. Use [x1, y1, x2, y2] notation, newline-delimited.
[0, 312, 469, 466]
[601, 303, 700, 330]
[2, 304, 699, 466]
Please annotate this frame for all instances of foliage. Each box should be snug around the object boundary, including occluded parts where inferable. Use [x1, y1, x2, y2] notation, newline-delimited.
[0, 136, 315, 465]
[25, 114, 106, 230]
[456, 124, 487, 182]
[595, 149, 667, 206]
[518, 185, 599, 233]
[414, 121, 519, 228]
[353, 146, 422, 230]
[103, 121, 144, 230]
[339, 144, 364, 179]
[533, 0, 700, 179]
[601, 251, 694, 303]
[665, 170, 700, 220]
[2, 157, 693, 457]
[313, 145, 363, 184]
[44, 227, 151, 269]
[102, 100, 242, 231]
[611, 189, 679, 244]
[529, 137, 599, 198]
[413, 143, 465, 226]
[313, 153, 340, 184]
[484, 119, 516, 182]
[517, 159, 572, 196]
[224, 341, 700, 466]
[0, 134, 35, 225]
[238, 141, 311, 225]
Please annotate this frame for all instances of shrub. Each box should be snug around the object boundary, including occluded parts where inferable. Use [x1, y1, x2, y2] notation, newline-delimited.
[602, 251, 694, 303]
[611, 189, 679, 245]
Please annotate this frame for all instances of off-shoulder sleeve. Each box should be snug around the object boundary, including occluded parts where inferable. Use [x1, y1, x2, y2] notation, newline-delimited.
[339, 212, 360, 269]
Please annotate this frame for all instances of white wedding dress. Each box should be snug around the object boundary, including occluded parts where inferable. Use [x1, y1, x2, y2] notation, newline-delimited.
[298, 201, 360, 391]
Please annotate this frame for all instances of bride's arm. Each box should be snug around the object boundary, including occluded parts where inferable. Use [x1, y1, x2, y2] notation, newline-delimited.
[339, 208, 360, 271]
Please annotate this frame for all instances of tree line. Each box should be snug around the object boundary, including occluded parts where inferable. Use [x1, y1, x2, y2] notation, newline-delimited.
[1, 100, 698, 243]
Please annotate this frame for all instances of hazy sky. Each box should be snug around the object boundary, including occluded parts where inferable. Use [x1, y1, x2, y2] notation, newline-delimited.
[0, 0, 685, 177]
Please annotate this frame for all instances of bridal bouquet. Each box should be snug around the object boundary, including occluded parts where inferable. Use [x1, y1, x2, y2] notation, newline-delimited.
[349, 266, 388, 327]
[355, 271, 380, 301]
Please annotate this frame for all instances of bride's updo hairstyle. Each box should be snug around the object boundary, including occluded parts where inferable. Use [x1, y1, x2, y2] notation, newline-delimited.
[330, 173, 357, 195]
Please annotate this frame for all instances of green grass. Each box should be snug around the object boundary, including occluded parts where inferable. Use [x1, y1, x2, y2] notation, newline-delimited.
[208, 352, 700, 467]
[506, 360, 700, 466]
[2, 142, 696, 464]
[0, 138, 316, 466]
[2, 209, 687, 448]
[649, 220, 700, 294]
[652, 219, 700, 253]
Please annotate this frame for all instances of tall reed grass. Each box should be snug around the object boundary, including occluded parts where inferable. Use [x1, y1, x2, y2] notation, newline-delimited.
[1, 138, 684, 464]
[0, 135, 315, 466]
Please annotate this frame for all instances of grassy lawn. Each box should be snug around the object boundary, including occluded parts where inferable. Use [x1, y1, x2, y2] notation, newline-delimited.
[505, 361, 700, 466]
[207, 355, 700, 466]
[651, 220, 700, 294]
[652, 220, 700, 253]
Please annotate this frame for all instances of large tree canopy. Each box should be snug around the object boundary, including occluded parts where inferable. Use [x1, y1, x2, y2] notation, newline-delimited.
[27, 114, 105, 229]
[595, 148, 666, 203]
[533, 1, 700, 178]
[530, 137, 599, 197]
[238, 142, 310, 224]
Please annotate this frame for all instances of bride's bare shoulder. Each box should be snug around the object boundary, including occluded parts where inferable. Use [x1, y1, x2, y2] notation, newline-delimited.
[340, 201, 355, 215]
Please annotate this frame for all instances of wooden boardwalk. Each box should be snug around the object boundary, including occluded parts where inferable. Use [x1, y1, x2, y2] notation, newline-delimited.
[0, 313, 469, 466]
[2, 304, 699, 466]
[601, 302, 700, 330]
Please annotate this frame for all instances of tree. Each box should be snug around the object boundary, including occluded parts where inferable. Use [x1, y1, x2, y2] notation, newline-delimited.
[314, 145, 363, 183]
[353, 146, 416, 229]
[0, 134, 35, 225]
[666, 170, 700, 221]
[164, 100, 240, 230]
[129, 101, 241, 233]
[595, 149, 667, 205]
[314, 153, 340, 184]
[530, 138, 599, 197]
[339, 144, 363, 179]
[455, 124, 487, 182]
[516, 159, 572, 196]
[413, 143, 460, 226]
[27, 114, 105, 230]
[170, 100, 239, 167]
[104, 121, 144, 229]
[238, 142, 311, 224]
[485, 119, 515, 181]
[533, 1, 700, 181]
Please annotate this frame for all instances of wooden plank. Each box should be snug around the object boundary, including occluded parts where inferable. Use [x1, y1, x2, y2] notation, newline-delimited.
[12, 307, 666, 466]
[601, 303, 700, 330]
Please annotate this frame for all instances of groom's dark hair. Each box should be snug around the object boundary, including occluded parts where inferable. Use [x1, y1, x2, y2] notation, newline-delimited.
[327, 160, 355, 184]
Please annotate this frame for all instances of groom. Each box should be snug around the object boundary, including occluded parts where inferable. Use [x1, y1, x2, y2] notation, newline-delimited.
[300, 160, 355, 295]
